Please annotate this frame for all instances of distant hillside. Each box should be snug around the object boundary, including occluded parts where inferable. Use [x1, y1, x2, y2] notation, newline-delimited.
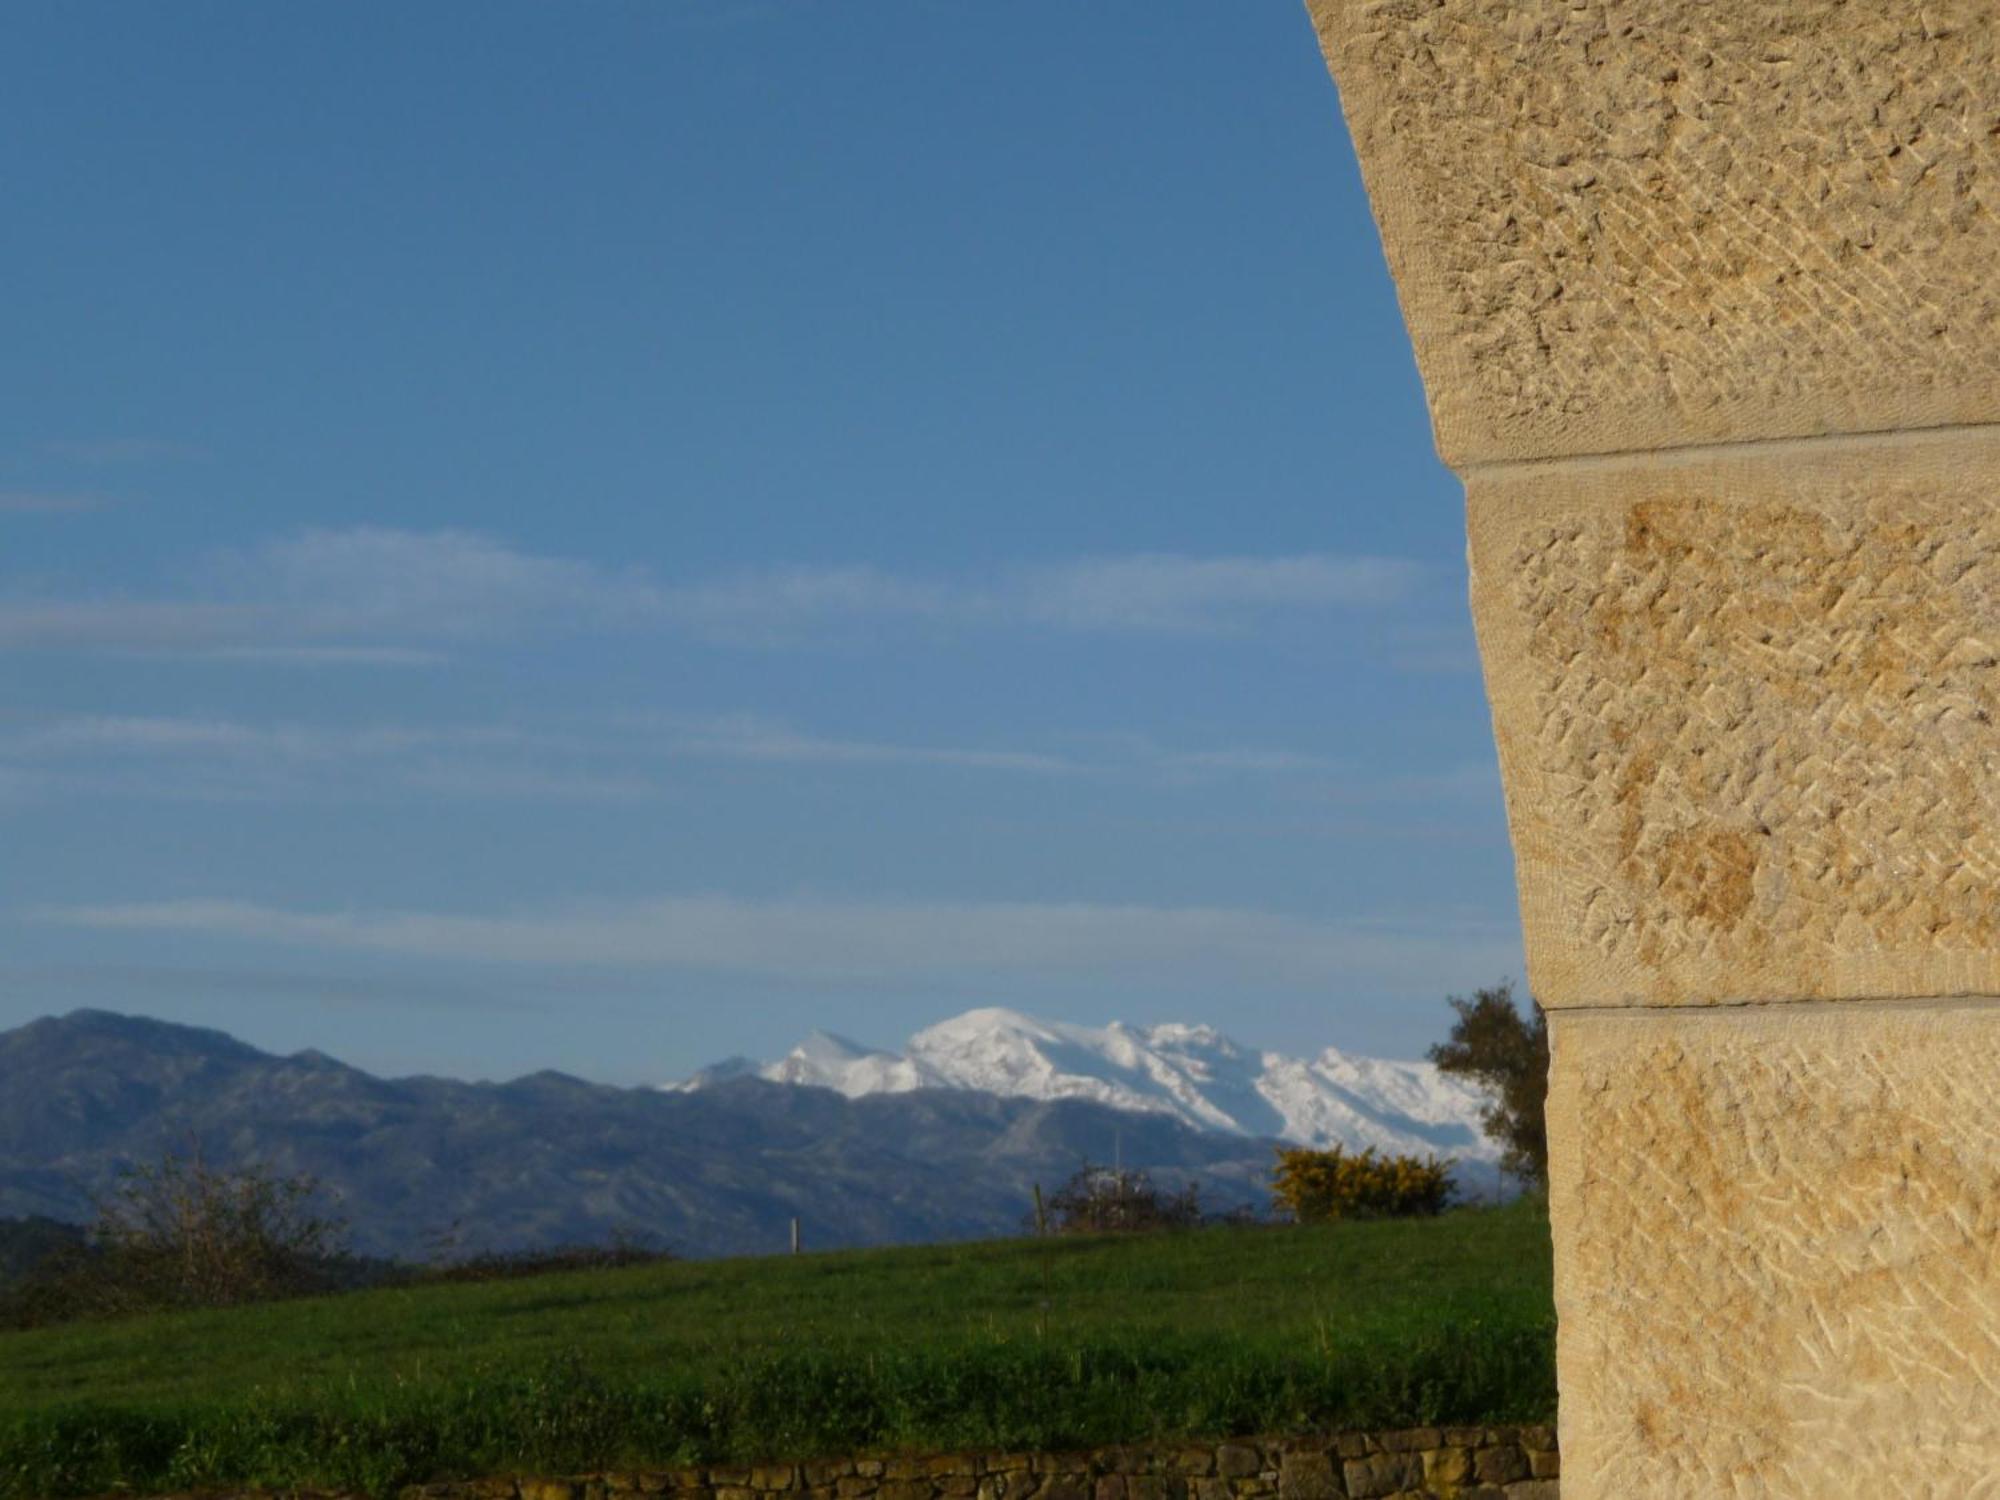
[0, 1010, 1281, 1260]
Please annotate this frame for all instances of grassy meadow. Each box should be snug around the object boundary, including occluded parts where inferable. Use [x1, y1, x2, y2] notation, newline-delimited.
[0, 1202, 1554, 1499]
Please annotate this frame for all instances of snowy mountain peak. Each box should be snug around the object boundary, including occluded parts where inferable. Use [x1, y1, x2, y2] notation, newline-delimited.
[668, 1007, 1500, 1164]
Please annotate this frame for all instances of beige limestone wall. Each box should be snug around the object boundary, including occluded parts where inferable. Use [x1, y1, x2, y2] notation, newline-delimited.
[1306, 2, 2000, 1495]
[1470, 428, 2000, 1009]
[1307, 0, 2000, 467]
[1549, 1001, 2000, 1495]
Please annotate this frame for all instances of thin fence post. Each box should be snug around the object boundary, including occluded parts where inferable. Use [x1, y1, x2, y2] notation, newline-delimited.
[790, 1216, 801, 1255]
[1032, 1182, 1048, 1236]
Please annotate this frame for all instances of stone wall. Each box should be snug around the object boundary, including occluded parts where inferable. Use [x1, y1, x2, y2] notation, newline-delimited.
[400, 1428, 1560, 1500]
[1305, 2, 2000, 1495]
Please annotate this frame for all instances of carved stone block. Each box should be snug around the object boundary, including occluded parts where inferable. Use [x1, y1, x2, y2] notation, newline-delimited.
[1307, 0, 2000, 464]
[1548, 1002, 2000, 1496]
[1469, 429, 2000, 1008]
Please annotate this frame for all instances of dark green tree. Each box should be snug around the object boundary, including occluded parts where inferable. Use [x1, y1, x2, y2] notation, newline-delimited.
[1428, 981, 1549, 1189]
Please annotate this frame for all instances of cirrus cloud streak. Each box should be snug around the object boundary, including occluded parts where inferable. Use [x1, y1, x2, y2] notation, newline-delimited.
[0, 526, 1423, 656]
[27, 893, 1522, 993]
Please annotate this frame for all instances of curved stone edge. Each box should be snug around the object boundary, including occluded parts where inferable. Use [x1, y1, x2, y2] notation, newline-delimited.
[1306, 0, 2000, 467]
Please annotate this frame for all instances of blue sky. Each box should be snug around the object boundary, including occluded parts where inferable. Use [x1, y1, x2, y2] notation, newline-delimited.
[0, 1, 1523, 1084]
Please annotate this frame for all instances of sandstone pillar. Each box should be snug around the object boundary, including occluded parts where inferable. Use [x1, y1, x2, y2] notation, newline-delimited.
[1304, 3, 2000, 1493]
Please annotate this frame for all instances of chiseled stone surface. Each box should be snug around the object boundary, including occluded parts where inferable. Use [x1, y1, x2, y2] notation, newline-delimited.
[1548, 1002, 2000, 1497]
[1468, 427, 2000, 1008]
[1307, 0, 2000, 465]
[1308, 3, 2000, 1497]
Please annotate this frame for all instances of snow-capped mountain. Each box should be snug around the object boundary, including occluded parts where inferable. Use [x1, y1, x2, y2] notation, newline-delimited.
[669, 1007, 1500, 1165]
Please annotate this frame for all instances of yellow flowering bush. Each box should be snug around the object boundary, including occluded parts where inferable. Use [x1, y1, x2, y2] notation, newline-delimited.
[1270, 1144, 1455, 1223]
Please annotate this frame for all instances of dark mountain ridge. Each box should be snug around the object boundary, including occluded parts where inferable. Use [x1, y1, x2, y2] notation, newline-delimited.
[0, 1009, 1277, 1259]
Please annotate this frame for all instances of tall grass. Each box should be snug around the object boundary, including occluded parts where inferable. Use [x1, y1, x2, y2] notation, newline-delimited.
[0, 1205, 1555, 1500]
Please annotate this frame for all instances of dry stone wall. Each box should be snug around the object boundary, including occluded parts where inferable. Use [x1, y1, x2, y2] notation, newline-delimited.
[399, 1428, 1560, 1500]
[1306, 2, 2000, 1496]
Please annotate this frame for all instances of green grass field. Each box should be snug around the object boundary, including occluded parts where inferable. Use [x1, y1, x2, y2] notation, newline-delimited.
[0, 1204, 1554, 1499]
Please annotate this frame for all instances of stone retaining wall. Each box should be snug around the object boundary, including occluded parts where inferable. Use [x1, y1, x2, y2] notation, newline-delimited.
[402, 1427, 1559, 1500]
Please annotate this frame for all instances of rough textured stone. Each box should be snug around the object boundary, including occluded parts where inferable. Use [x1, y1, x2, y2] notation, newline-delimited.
[1371, 1430, 1436, 1456]
[400, 1432, 1552, 1500]
[1214, 1448, 1260, 1481]
[1469, 429, 2000, 1008]
[1307, 0, 2000, 465]
[1337, 1454, 1418, 1500]
[1275, 1451, 1337, 1500]
[1418, 1447, 1468, 1488]
[1470, 1446, 1526, 1486]
[1550, 1002, 2000, 1494]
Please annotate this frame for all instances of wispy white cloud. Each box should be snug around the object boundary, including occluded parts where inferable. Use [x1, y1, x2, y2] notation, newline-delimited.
[655, 717, 1352, 784]
[0, 526, 1422, 659]
[663, 552, 1421, 643]
[1385, 622, 1481, 675]
[204, 527, 664, 642]
[665, 715, 1074, 775]
[0, 714, 648, 805]
[1015, 554, 1418, 632]
[0, 710, 1347, 807]
[2, 715, 545, 758]
[27, 893, 1523, 992]
[0, 529, 655, 656]
[1153, 746, 1340, 776]
[660, 565, 953, 646]
[390, 763, 660, 804]
[207, 646, 448, 667]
